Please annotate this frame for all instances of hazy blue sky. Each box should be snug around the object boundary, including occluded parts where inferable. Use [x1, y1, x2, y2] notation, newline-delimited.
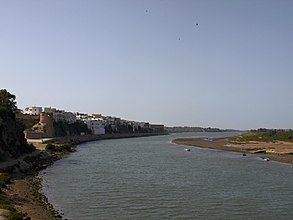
[1, 0, 293, 130]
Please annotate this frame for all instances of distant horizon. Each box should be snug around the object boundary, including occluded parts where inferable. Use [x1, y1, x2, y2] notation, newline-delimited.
[2, 0, 293, 131]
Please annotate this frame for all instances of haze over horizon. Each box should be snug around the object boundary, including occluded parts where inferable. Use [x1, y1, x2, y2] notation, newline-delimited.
[1, 0, 293, 130]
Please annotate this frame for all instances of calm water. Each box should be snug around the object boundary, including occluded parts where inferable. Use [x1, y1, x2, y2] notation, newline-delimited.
[41, 132, 293, 220]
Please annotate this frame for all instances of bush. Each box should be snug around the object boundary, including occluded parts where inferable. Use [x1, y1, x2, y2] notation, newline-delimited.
[8, 211, 24, 220]
[0, 173, 10, 188]
[45, 143, 57, 152]
[45, 142, 73, 152]
[23, 155, 38, 163]
[26, 143, 36, 152]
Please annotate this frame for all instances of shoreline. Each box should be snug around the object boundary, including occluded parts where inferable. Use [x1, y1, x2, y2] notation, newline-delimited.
[3, 176, 61, 220]
[0, 132, 166, 220]
[53, 132, 166, 145]
[1, 150, 63, 220]
[172, 137, 293, 165]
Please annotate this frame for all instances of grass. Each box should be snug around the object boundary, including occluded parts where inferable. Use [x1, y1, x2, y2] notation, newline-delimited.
[230, 130, 293, 144]
[0, 199, 15, 211]
[0, 199, 24, 220]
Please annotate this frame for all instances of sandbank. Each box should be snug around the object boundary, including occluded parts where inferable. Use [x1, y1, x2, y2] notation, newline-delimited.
[172, 138, 293, 164]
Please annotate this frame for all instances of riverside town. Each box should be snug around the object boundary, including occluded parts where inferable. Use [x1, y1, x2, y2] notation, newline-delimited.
[20, 106, 166, 140]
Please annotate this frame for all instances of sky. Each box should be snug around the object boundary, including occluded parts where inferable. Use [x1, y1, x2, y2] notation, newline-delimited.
[1, 0, 293, 130]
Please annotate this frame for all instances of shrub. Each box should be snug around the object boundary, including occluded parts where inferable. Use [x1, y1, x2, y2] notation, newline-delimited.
[23, 155, 39, 163]
[0, 173, 10, 188]
[45, 143, 57, 152]
[8, 211, 24, 220]
[26, 143, 36, 152]
[45, 142, 73, 152]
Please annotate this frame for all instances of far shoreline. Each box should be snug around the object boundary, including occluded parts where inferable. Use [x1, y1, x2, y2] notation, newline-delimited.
[172, 137, 293, 165]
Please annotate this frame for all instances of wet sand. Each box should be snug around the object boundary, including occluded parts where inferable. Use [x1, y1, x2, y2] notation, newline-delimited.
[0, 145, 61, 219]
[3, 177, 60, 220]
[172, 138, 293, 164]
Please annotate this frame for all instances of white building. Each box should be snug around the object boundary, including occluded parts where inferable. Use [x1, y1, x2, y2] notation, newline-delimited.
[85, 120, 105, 135]
[75, 112, 88, 121]
[44, 107, 57, 113]
[54, 111, 76, 124]
[23, 106, 43, 115]
[44, 107, 76, 124]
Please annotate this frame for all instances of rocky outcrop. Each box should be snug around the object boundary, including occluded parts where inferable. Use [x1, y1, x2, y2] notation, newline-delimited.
[2, 151, 54, 176]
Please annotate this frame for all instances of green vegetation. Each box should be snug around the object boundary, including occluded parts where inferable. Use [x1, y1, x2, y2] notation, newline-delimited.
[165, 126, 238, 133]
[231, 129, 293, 144]
[0, 199, 15, 211]
[54, 120, 91, 137]
[23, 155, 39, 164]
[0, 89, 35, 161]
[0, 173, 10, 188]
[0, 89, 17, 112]
[45, 142, 74, 152]
[0, 199, 24, 220]
[26, 143, 36, 152]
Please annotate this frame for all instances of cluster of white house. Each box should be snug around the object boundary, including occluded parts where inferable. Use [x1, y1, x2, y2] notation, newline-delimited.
[24, 107, 77, 124]
[22, 106, 160, 135]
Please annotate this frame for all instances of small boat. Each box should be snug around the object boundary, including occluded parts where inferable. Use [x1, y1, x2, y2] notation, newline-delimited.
[263, 158, 270, 161]
[242, 153, 246, 156]
[184, 148, 191, 151]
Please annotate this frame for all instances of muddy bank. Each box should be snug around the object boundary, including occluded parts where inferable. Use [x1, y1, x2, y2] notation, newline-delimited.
[0, 150, 69, 220]
[3, 176, 61, 220]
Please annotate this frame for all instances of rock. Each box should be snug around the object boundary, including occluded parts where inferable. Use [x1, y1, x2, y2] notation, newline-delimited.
[19, 161, 31, 173]
[12, 167, 20, 174]
[39, 152, 50, 160]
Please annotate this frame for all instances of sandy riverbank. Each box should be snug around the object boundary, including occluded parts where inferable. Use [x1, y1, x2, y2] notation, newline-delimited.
[172, 138, 293, 164]
[0, 150, 63, 220]
[3, 177, 61, 220]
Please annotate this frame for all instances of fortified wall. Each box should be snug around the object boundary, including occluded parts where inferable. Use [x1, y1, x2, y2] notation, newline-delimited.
[25, 112, 55, 139]
[40, 112, 54, 137]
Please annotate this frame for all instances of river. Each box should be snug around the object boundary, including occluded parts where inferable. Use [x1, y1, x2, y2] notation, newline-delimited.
[40, 132, 293, 219]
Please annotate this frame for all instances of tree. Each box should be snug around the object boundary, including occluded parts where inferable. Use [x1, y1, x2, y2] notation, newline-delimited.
[0, 89, 34, 160]
[0, 89, 17, 112]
